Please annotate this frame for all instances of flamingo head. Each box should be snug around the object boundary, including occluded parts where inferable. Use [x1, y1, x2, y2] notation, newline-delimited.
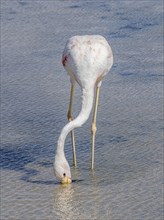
[54, 153, 72, 184]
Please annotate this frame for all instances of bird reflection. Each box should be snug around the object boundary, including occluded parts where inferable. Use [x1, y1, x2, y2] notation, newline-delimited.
[53, 184, 79, 220]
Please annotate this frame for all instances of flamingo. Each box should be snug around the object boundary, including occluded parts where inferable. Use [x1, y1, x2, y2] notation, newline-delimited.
[54, 35, 113, 184]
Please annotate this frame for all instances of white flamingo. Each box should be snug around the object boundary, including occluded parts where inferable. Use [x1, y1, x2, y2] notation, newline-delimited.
[54, 35, 113, 183]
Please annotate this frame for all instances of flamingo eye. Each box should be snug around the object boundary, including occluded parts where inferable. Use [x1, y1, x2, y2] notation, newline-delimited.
[63, 173, 66, 177]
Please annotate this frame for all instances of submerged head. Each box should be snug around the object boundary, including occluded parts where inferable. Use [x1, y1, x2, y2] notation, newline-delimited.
[54, 153, 72, 184]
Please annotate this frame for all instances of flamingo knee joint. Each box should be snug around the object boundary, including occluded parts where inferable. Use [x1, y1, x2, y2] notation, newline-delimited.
[91, 123, 97, 135]
[67, 111, 73, 121]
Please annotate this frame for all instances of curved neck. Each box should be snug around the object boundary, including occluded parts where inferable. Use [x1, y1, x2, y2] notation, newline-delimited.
[56, 86, 94, 155]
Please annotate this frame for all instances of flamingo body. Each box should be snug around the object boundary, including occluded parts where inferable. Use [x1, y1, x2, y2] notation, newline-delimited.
[54, 35, 113, 183]
[62, 35, 113, 88]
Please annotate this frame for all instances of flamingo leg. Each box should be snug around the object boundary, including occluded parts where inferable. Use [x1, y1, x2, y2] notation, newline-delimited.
[91, 86, 100, 170]
[67, 84, 77, 167]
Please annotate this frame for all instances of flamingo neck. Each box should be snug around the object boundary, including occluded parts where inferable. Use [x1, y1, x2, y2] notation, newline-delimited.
[56, 86, 94, 155]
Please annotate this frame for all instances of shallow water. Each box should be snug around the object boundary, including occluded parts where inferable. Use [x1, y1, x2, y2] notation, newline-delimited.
[1, 0, 163, 219]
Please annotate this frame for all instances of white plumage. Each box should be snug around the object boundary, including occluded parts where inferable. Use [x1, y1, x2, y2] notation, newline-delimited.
[54, 35, 113, 183]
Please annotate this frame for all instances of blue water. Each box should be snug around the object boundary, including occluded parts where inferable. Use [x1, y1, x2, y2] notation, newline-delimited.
[1, 1, 163, 219]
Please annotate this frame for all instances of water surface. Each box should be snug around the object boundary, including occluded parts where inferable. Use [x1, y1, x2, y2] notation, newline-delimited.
[1, 0, 163, 219]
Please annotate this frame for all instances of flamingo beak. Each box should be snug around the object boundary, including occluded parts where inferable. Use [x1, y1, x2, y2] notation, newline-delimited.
[61, 176, 72, 184]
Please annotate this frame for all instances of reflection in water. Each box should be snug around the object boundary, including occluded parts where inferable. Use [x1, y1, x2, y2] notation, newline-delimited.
[52, 168, 114, 220]
[53, 184, 79, 220]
